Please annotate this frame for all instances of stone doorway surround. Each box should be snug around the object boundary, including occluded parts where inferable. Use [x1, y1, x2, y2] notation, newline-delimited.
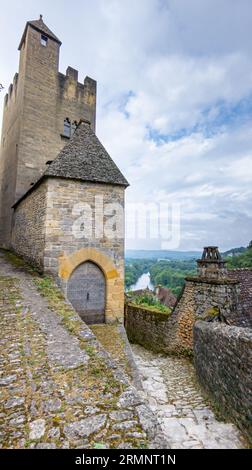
[58, 247, 124, 324]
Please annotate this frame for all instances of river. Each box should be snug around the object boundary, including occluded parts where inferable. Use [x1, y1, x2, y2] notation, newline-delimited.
[129, 272, 154, 291]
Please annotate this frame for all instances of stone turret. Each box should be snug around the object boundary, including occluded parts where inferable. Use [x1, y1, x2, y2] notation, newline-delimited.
[197, 246, 227, 280]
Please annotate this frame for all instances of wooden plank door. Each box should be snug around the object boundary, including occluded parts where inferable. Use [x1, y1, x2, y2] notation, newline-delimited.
[67, 261, 105, 324]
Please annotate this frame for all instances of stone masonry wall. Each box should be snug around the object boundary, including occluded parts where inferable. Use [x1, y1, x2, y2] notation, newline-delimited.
[15, 25, 96, 201]
[194, 321, 252, 444]
[173, 278, 242, 351]
[0, 21, 96, 248]
[11, 180, 48, 270]
[126, 278, 243, 355]
[44, 178, 125, 323]
[11, 177, 125, 323]
[125, 303, 184, 355]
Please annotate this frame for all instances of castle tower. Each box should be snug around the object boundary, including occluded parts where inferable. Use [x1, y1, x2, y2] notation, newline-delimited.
[11, 120, 129, 324]
[0, 16, 96, 248]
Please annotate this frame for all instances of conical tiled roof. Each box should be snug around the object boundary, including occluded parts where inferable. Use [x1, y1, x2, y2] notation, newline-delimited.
[18, 15, 61, 50]
[44, 120, 129, 187]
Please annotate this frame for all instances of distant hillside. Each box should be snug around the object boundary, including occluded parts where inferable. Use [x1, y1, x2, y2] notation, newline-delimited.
[125, 250, 201, 260]
[222, 247, 246, 257]
[225, 244, 252, 269]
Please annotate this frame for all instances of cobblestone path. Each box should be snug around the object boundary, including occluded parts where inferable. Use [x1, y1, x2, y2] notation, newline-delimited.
[0, 252, 166, 449]
[132, 344, 246, 449]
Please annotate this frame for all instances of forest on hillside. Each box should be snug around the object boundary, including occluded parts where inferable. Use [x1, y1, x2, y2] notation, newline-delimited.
[125, 258, 197, 296]
[226, 242, 252, 269]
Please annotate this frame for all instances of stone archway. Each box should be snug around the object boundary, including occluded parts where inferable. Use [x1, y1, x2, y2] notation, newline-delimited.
[58, 248, 124, 323]
[67, 261, 106, 324]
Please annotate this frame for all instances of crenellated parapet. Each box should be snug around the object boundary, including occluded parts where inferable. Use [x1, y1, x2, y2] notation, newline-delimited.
[4, 73, 19, 108]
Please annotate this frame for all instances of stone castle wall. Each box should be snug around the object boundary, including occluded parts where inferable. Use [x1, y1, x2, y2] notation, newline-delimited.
[194, 321, 252, 444]
[0, 71, 23, 248]
[44, 178, 125, 323]
[11, 177, 125, 323]
[11, 180, 48, 270]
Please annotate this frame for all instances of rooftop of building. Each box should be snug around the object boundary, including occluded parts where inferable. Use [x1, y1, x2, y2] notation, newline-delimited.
[13, 120, 129, 208]
[18, 15, 62, 50]
[156, 286, 177, 308]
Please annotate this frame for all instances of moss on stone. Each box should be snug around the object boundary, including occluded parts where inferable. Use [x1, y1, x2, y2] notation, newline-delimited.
[90, 324, 132, 378]
[3, 249, 42, 275]
[127, 302, 171, 319]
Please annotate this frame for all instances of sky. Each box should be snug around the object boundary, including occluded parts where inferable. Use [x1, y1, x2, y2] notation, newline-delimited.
[0, 0, 252, 251]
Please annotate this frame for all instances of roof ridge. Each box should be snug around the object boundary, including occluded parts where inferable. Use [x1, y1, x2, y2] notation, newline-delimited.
[44, 120, 129, 187]
[18, 16, 61, 50]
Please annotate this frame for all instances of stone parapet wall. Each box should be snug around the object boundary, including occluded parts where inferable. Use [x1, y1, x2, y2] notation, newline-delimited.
[126, 276, 244, 355]
[125, 303, 185, 355]
[194, 321, 252, 444]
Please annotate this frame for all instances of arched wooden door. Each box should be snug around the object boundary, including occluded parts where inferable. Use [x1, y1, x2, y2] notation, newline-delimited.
[67, 261, 105, 324]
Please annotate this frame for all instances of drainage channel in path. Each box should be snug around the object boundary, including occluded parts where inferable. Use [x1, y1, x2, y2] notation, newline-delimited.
[131, 343, 245, 449]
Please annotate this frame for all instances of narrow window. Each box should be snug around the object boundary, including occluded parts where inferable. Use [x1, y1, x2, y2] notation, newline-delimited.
[63, 118, 71, 138]
[41, 34, 48, 47]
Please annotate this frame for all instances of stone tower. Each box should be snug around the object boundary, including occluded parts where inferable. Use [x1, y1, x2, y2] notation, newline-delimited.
[0, 16, 96, 248]
[11, 120, 129, 324]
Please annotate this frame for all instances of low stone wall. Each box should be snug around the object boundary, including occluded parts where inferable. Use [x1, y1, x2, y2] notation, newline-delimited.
[194, 321, 252, 444]
[126, 275, 245, 357]
[125, 303, 186, 355]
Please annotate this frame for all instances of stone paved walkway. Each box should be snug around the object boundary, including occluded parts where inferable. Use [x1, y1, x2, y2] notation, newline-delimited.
[132, 344, 246, 449]
[0, 251, 166, 449]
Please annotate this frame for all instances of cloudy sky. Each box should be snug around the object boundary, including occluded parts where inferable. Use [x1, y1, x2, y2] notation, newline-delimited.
[0, 0, 252, 251]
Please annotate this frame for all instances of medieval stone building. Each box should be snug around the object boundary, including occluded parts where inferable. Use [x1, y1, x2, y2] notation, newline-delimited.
[0, 15, 96, 248]
[0, 17, 128, 324]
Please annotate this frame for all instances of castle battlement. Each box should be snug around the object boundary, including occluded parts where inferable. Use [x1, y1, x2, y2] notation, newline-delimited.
[4, 74, 19, 108]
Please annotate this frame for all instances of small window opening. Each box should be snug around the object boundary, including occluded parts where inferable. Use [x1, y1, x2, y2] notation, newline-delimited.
[62, 119, 78, 138]
[63, 118, 71, 138]
[41, 34, 48, 47]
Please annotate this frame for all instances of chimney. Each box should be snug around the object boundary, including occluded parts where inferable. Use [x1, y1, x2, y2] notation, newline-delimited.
[197, 246, 227, 280]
